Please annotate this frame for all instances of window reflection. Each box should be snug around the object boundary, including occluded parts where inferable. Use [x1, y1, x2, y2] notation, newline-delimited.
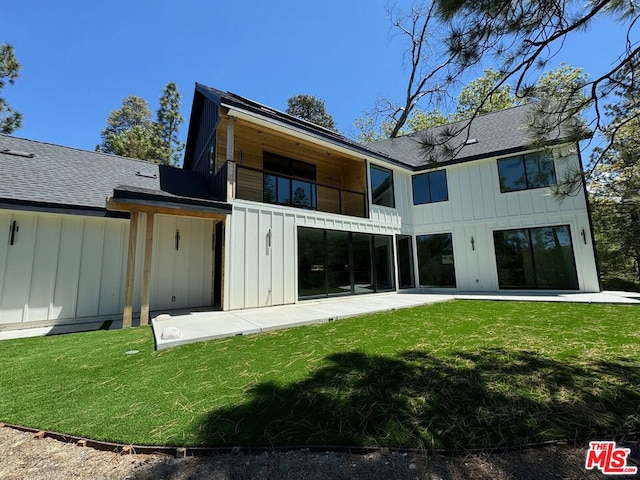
[498, 152, 556, 193]
[493, 225, 578, 289]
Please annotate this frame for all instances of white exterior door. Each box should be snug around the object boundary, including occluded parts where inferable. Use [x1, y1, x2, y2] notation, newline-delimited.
[151, 215, 214, 312]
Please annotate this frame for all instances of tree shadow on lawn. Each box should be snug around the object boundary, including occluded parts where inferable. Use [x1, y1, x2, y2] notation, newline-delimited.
[192, 348, 640, 452]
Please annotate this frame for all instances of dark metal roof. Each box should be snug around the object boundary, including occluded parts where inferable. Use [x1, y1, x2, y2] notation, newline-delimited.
[366, 104, 581, 170]
[0, 134, 228, 215]
[194, 83, 404, 166]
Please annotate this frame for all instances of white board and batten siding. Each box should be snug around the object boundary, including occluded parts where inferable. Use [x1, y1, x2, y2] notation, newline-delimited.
[225, 203, 296, 310]
[0, 209, 129, 329]
[0, 209, 217, 330]
[402, 151, 600, 292]
[224, 201, 402, 311]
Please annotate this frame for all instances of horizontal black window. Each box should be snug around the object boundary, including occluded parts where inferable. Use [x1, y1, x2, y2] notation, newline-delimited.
[298, 227, 395, 299]
[493, 225, 579, 290]
[497, 152, 556, 193]
[412, 170, 448, 205]
[370, 164, 395, 208]
[263, 152, 317, 209]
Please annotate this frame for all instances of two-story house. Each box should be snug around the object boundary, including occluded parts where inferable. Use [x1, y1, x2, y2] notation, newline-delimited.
[0, 83, 600, 333]
[184, 84, 599, 312]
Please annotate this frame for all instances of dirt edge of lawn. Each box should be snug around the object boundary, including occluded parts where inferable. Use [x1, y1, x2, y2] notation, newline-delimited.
[2, 425, 640, 480]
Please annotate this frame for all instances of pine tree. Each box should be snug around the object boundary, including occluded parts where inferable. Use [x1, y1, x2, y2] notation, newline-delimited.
[97, 95, 161, 162]
[155, 82, 184, 166]
[286, 94, 337, 132]
[0, 43, 22, 134]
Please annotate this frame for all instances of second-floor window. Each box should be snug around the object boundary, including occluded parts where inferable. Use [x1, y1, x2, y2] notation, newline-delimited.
[497, 152, 557, 193]
[370, 164, 395, 208]
[263, 152, 317, 209]
[412, 170, 448, 205]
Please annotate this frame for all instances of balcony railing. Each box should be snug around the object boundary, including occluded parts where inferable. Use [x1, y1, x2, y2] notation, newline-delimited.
[212, 161, 368, 218]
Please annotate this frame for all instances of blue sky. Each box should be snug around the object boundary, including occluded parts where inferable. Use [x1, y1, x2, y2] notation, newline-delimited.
[3, 0, 625, 157]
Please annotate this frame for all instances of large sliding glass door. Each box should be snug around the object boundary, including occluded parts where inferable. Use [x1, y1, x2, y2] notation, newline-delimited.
[298, 227, 395, 299]
[396, 235, 415, 289]
[326, 230, 351, 296]
[416, 233, 457, 288]
[298, 228, 326, 297]
[352, 233, 373, 294]
[493, 225, 579, 290]
[374, 235, 395, 291]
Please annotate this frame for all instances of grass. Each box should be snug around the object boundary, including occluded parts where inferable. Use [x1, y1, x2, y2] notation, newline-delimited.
[1, 300, 639, 451]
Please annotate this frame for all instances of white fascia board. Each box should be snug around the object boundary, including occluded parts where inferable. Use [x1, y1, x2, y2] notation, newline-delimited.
[226, 107, 408, 170]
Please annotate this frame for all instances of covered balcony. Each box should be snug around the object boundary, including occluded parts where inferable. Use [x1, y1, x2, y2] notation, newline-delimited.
[212, 112, 369, 218]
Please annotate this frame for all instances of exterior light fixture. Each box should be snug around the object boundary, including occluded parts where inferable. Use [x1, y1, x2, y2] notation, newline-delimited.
[8, 220, 18, 246]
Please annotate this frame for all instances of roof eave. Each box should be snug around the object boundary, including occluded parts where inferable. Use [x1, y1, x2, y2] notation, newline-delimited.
[410, 137, 583, 171]
[108, 187, 232, 215]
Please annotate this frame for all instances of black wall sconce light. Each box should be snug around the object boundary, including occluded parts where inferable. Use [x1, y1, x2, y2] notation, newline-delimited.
[470, 236, 475, 251]
[8, 220, 18, 246]
[581, 228, 587, 245]
[175, 230, 181, 250]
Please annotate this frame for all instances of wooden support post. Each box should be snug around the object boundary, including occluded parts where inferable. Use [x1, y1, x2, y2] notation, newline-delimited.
[123, 211, 139, 328]
[220, 221, 226, 310]
[227, 161, 236, 200]
[226, 116, 236, 201]
[211, 221, 217, 306]
[140, 212, 155, 326]
[226, 116, 235, 162]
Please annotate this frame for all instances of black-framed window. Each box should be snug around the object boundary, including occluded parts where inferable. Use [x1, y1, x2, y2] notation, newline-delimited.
[263, 152, 317, 209]
[493, 225, 579, 290]
[298, 227, 395, 299]
[416, 233, 456, 288]
[412, 170, 448, 205]
[370, 164, 395, 208]
[497, 152, 556, 193]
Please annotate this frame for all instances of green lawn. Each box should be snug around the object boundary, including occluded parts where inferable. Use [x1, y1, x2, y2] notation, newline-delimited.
[1, 300, 639, 451]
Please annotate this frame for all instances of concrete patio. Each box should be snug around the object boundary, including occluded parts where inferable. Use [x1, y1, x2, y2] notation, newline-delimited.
[151, 290, 640, 350]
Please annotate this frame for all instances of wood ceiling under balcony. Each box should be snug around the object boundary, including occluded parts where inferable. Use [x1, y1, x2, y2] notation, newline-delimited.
[216, 111, 367, 194]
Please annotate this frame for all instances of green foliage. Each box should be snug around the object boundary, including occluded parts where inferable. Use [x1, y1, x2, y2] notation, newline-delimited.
[530, 63, 589, 104]
[286, 94, 337, 131]
[0, 301, 639, 449]
[155, 82, 184, 166]
[591, 196, 640, 287]
[589, 82, 640, 285]
[357, 64, 585, 145]
[98, 84, 184, 165]
[0, 43, 22, 134]
[101, 124, 162, 163]
[452, 68, 519, 121]
[353, 114, 396, 143]
[405, 108, 449, 131]
[97, 95, 160, 161]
